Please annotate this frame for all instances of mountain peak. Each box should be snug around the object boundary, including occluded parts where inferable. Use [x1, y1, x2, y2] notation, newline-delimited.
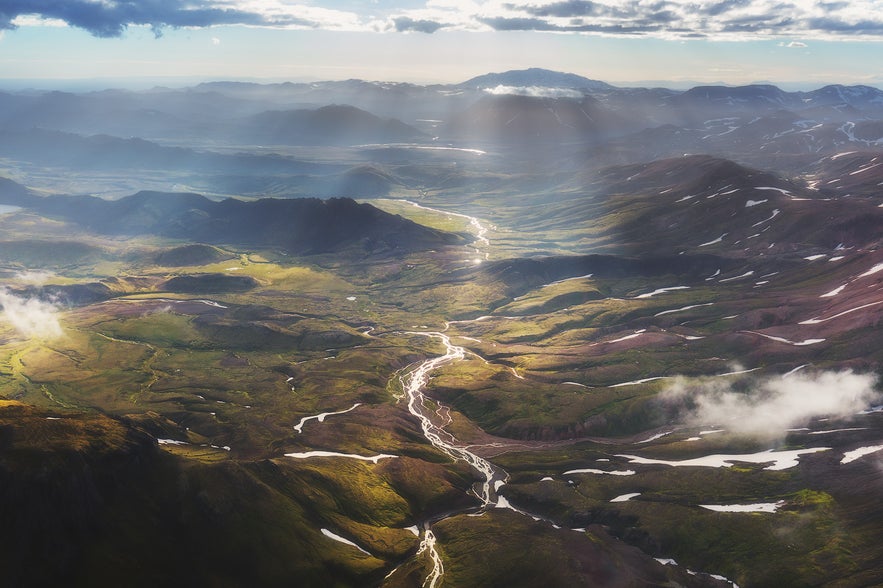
[458, 68, 614, 92]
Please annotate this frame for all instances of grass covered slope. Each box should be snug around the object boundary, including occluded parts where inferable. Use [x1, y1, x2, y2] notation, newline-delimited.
[3, 145, 883, 588]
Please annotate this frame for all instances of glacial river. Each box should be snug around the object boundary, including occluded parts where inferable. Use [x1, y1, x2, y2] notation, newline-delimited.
[392, 331, 509, 587]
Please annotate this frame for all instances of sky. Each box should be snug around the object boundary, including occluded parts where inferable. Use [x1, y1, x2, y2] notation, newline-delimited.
[1, 1, 883, 88]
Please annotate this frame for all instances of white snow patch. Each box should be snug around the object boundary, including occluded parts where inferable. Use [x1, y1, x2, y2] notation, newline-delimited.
[831, 151, 858, 160]
[321, 529, 371, 555]
[841, 445, 883, 464]
[610, 376, 670, 388]
[654, 302, 714, 316]
[751, 209, 780, 227]
[563, 468, 636, 476]
[799, 300, 883, 324]
[700, 501, 784, 513]
[617, 448, 829, 471]
[783, 364, 809, 378]
[606, 329, 646, 343]
[698, 234, 726, 247]
[743, 331, 825, 346]
[745, 199, 768, 207]
[293, 403, 362, 434]
[611, 493, 641, 503]
[637, 431, 673, 444]
[754, 186, 791, 195]
[858, 263, 883, 278]
[719, 271, 755, 283]
[821, 284, 847, 297]
[636, 286, 689, 299]
[804, 254, 827, 261]
[284, 451, 396, 464]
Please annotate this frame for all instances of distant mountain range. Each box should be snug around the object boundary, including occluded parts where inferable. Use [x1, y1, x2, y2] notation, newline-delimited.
[3, 69, 881, 149]
[0, 180, 465, 255]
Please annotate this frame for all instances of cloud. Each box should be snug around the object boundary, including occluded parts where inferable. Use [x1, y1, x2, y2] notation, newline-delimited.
[484, 84, 585, 97]
[393, 16, 447, 33]
[660, 369, 879, 437]
[0, 0, 358, 37]
[4, 0, 883, 40]
[211, 36, 221, 45]
[0, 288, 63, 340]
[779, 40, 808, 47]
[14, 270, 55, 286]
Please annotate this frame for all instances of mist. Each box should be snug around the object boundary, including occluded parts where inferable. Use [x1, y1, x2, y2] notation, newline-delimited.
[661, 369, 880, 436]
[0, 288, 63, 340]
[14, 270, 55, 286]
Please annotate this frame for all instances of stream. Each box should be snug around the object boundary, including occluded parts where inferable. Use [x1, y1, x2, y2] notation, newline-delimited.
[396, 332, 508, 507]
[392, 331, 508, 587]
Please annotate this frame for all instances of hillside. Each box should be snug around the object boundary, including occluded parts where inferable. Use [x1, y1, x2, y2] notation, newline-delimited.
[0, 183, 466, 255]
[4, 70, 883, 588]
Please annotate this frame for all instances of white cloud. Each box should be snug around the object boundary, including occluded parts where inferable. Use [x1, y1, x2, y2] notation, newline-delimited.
[483, 84, 585, 98]
[14, 270, 55, 286]
[211, 36, 221, 45]
[5, 0, 883, 40]
[661, 369, 879, 436]
[0, 289, 63, 340]
[231, 1, 367, 30]
[10, 15, 69, 28]
[780, 40, 808, 47]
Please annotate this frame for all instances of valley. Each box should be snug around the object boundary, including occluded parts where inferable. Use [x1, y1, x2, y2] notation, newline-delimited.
[2, 69, 883, 587]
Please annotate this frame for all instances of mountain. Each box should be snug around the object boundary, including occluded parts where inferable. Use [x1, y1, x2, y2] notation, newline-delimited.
[0, 128, 344, 176]
[6, 73, 883, 588]
[235, 104, 426, 146]
[458, 68, 615, 92]
[444, 93, 633, 145]
[0, 185, 466, 255]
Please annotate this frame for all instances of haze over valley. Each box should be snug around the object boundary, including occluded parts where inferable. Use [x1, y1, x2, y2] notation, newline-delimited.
[4, 66, 883, 587]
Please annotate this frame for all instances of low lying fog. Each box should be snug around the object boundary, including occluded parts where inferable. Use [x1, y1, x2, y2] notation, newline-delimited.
[0, 288, 63, 340]
[662, 369, 879, 436]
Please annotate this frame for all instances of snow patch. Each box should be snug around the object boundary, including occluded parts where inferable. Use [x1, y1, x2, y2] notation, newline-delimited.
[617, 448, 829, 471]
[611, 493, 641, 503]
[700, 501, 784, 513]
[285, 451, 396, 463]
[321, 529, 371, 555]
[841, 445, 883, 464]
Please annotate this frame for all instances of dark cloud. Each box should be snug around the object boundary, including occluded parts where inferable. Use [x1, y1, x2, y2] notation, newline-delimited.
[522, 1, 605, 17]
[479, 16, 660, 34]
[807, 17, 883, 34]
[0, 0, 308, 37]
[700, 0, 752, 16]
[393, 16, 446, 33]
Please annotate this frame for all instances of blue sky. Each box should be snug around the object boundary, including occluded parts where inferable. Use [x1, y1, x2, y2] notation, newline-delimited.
[1, 1, 882, 88]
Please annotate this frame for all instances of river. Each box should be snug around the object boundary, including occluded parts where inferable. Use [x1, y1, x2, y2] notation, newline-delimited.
[396, 331, 508, 506]
[392, 331, 508, 587]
